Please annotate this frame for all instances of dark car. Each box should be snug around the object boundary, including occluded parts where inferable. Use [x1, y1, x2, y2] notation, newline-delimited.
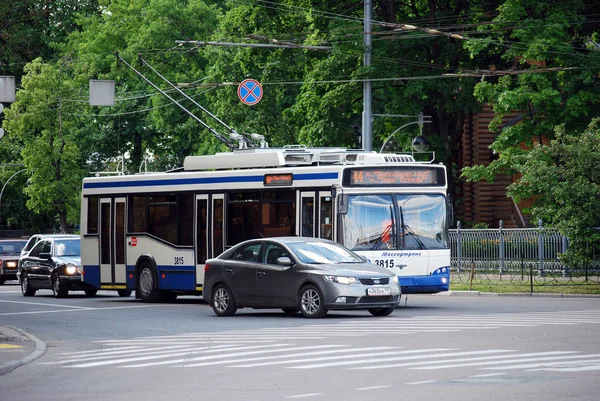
[203, 237, 401, 318]
[18, 237, 97, 297]
[0, 239, 28, 284]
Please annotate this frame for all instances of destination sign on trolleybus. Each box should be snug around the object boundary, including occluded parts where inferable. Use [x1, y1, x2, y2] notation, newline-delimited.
[343, 166, 446, 186]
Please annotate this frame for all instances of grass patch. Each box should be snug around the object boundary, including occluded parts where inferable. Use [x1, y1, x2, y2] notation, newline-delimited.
[450, 282, 600, 294]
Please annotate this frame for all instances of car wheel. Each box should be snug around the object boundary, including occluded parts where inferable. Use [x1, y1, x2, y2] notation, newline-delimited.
[368, 307, 395, 317]
[211, 284, 237, 316]
[20, 274, 36, 297]
[117, 289, 132, 297]
[52, 273, 69, 298]
[281, 308, 299, 314]
[138, 264, 162, 302]
[84, 289, 98, 297]
[299, 285, 327, 318]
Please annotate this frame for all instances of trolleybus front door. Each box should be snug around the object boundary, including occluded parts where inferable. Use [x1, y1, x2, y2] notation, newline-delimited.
[99, 197, 127, 289]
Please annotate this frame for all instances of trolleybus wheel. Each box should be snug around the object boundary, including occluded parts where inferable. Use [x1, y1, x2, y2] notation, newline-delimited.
[84, 289, 98, 297]
[138, 264, 162, 302]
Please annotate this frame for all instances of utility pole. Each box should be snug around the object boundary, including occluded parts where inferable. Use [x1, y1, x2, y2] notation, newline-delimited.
[362, 0, 373, 151]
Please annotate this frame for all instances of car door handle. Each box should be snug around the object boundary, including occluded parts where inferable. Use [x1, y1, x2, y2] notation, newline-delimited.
[257, 271, 266, 276]
[224, 268, 233, 274]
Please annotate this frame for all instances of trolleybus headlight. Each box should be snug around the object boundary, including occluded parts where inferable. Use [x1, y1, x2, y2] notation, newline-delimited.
[65, 265, 78, 275]
[323, 275, 358, 285]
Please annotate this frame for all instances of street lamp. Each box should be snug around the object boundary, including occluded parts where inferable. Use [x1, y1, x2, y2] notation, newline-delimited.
[0, 168, 27, 229]
[378, 112, 431, 153]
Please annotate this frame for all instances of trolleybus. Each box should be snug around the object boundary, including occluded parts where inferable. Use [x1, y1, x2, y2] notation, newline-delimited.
[79, 146, 451, 301]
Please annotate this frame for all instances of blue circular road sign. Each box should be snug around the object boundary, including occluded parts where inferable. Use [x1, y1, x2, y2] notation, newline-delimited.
[237, 79, 263, 105]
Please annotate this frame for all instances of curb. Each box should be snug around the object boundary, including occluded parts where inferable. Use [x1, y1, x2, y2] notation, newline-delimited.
[437, 291, 600, 298]
[0, 326, 47, 376]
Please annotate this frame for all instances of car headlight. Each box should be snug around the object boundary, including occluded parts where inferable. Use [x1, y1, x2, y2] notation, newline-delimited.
[65, 265, 78, 275]
[323, 275, 358, 285]
[390, 275, 398, 284]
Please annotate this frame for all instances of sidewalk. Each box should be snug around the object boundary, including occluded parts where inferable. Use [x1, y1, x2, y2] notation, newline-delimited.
[0, 325, 46, 376]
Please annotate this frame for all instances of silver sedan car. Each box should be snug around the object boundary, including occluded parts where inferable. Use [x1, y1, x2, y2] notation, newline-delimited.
[203, 237, 401, 318]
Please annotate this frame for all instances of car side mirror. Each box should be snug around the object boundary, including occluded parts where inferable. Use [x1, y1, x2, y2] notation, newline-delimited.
[39, 252, 52, 259]
[276, 257, 293, 266]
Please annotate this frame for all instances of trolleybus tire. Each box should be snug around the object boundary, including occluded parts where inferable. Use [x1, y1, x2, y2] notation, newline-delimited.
[137, 264, 162, 302]
[84, 289, 98, 297]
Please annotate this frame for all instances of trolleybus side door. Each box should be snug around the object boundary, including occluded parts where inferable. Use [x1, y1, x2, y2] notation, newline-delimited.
[99, 197, 127, 287]
[195, 194, 208, 290]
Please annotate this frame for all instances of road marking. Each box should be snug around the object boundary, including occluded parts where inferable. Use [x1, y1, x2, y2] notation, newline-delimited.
[65, 343, 298, 368]
[0, 344, 24, 349]
[354, 385, 391, 391]
[0, 299, 91, 309]
[291, 349, 510, 370]
[285, 394, 322, 399]
[407, 380, 438, 385]
[0, 304, 170, 316]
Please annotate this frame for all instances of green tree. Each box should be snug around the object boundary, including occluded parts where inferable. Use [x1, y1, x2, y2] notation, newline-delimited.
[461, 0, 600, 183]
[507, 119, 600, 267]
[3, 59, 87, 232]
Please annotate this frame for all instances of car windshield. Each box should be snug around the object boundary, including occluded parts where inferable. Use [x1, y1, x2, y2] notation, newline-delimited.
[287, 241, 364, 264]
[0, 241, 27, 255]
[55, 240, 81, 257]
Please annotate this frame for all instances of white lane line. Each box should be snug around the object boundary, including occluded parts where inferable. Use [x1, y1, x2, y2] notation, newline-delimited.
[407, 380, 438, 385]
[285, 394, 322, 399]
[484, 354, 600, 370]
[354, 385, 392, 391]
[123, 345, 350, 368]
[177, 347, 400, 368]
[354, 351, 577, 371]
[415, 352, 584, 370]
[0, 304, 171, 316]
[0, 299, 91, 309]
[469, 373, 506, 378]
[291, 349, 510, 370]
[233, 348, 456, 369]
[45, 344, 233, 364]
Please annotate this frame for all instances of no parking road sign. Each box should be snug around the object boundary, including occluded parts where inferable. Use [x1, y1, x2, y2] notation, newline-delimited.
[237, 79, 263, 105]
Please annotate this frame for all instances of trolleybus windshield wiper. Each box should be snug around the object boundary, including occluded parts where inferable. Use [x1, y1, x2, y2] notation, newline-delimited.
[399, 206, 425, 250]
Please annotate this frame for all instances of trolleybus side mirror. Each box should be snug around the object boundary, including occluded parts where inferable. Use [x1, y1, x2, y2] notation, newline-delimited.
[338, 194, 348, 215]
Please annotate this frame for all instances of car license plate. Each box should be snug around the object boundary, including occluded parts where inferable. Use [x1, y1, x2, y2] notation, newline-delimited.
[367, 287, 391, 296]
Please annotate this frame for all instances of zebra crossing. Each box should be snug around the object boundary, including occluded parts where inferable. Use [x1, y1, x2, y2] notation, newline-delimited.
[41, 308, 600, 374]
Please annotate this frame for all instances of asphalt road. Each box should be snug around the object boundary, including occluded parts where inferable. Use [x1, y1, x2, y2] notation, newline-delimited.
[0, 282, 599, 401]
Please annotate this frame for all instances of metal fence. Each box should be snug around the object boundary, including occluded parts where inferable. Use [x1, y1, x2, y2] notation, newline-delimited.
[449, 221, 600, 288]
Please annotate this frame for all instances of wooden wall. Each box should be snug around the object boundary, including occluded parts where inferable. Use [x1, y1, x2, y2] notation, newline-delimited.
[455, 105, 529, 228]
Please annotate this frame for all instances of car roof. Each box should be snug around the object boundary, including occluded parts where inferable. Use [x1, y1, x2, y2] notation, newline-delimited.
[31, 234, 79, 238]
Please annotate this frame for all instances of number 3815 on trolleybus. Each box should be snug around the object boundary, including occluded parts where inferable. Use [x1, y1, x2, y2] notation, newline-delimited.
[79, 146, 452, 302]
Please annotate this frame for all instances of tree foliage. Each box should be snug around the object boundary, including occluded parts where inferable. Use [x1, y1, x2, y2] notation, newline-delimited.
[507, 119, 600, 266]
[0, 0, 599, 241]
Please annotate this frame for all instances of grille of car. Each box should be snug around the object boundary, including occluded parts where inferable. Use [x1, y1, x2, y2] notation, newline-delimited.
[359, 277, 390, 285]
[358, 295, 396, 303]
